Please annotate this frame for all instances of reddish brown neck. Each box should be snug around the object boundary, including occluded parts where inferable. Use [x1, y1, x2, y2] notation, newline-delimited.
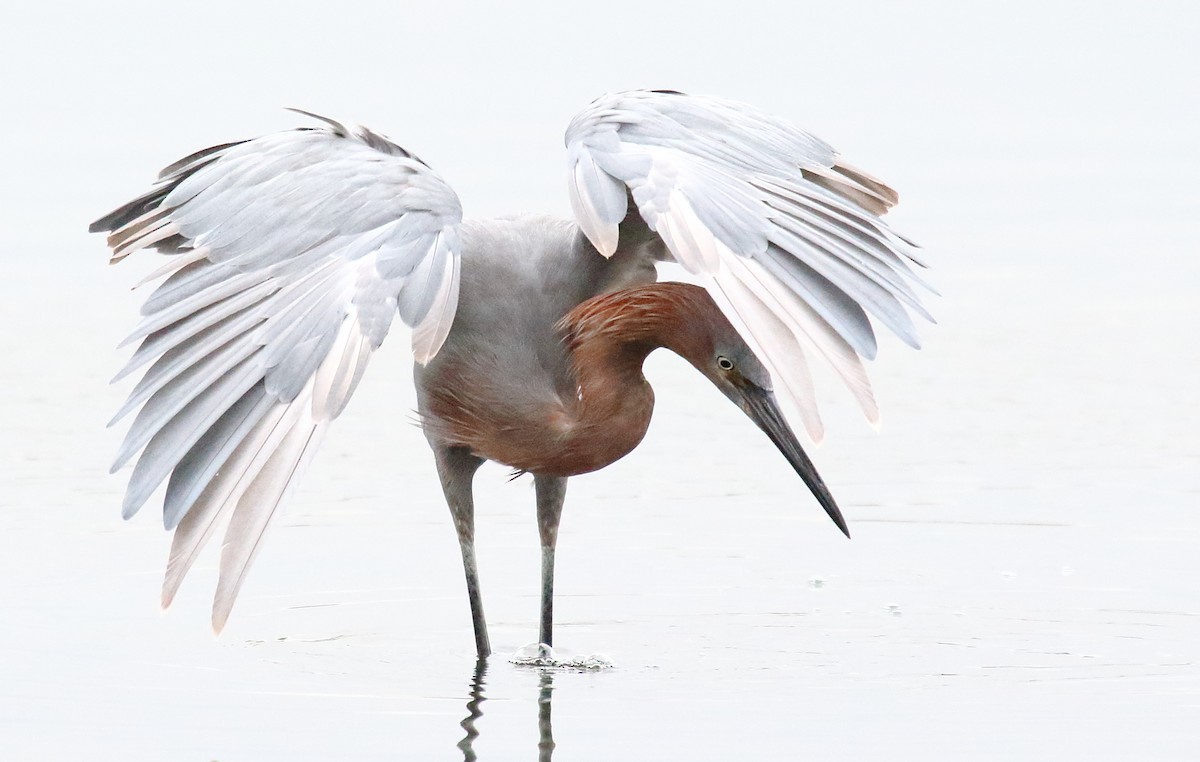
[549, 283, 717, 476]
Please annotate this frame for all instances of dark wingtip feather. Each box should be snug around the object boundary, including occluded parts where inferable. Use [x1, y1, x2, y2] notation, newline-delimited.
[89, 204, 135, 233]
[91, 140, 242, 236]
[157, 141, 243, 180]
[90, 186, 171, 235]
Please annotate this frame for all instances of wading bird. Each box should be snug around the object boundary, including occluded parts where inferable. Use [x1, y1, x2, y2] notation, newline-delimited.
[92, 90, 932, 657]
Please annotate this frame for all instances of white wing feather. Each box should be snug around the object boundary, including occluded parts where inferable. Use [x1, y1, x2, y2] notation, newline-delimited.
[93, 116, 463, 630]
[565, 90, 932, 440]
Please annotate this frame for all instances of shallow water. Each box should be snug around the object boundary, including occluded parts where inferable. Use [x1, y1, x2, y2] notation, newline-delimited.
[2, 223, 1197, 758]
[3, 3, 1199, 757]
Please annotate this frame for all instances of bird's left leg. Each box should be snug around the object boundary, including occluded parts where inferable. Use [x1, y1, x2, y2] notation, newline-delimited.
[534, 474, 568, 647]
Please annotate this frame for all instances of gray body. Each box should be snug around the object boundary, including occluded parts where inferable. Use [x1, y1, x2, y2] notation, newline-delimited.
[415, 215, 655, 449]
[414, 215, 657, 655]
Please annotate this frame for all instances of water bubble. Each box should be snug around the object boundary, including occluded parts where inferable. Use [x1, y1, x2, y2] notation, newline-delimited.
[512, 642, 555, 662]
[576, 653, 614, 670]
[808, 576, 825, 589]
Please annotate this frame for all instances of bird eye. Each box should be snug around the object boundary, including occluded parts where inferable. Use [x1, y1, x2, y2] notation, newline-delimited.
[717, 356, 734, 371]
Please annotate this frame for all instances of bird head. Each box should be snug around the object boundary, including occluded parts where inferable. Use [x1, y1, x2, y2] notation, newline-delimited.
[670, 287, 850, 538]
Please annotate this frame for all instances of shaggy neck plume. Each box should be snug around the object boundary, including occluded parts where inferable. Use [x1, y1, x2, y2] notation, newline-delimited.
[546, 283, 718, 475]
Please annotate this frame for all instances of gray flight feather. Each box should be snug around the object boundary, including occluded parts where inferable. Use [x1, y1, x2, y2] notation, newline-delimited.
[564, 89, 934, 439]
[93, 113, 464, 630]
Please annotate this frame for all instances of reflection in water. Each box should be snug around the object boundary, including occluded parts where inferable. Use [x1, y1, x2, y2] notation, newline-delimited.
[458, 659, 556, 761]
[537, 670, 555, 761]
[458, 659, 487, 761]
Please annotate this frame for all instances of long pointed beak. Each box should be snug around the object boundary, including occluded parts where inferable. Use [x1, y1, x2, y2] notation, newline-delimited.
[736, 384, 850, 538]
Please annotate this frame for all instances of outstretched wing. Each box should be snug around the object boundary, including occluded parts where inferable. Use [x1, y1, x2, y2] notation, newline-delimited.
[92, 113, 463, 631]
[564, 90, 933, 441]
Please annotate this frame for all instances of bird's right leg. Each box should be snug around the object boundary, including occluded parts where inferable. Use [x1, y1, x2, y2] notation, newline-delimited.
[433, 446, 490, 658]
[534, 474, 568, 648]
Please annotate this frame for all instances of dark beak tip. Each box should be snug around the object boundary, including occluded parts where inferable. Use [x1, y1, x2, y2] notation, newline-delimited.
[737, 385, 851, 541]
[827, 509, 851, 539]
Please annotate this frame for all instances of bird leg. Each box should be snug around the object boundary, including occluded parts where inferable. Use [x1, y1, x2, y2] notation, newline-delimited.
[534, 475, 568, 647]
[434, 446, 491, 658]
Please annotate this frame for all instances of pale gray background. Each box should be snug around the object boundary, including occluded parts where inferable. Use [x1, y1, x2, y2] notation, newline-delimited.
[1, 1, 1197, 759]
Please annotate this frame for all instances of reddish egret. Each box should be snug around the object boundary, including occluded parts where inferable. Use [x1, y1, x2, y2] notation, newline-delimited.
[91, 90, 931, 657]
